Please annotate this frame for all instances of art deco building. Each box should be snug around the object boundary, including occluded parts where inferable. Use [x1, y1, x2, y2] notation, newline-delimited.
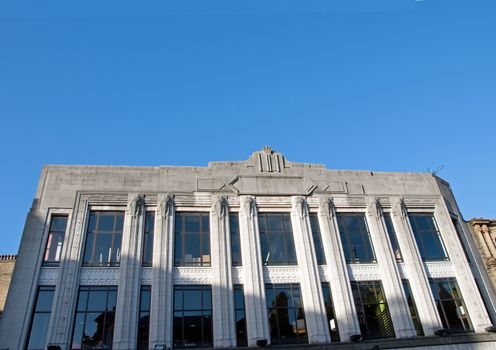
[1, 148, 495, 350]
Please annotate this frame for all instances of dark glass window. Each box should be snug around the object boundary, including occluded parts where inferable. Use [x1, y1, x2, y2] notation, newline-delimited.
[137, 286, 151, 350]
[259, 213, 297, 266]
[43, 215, 68, 265]
[234, 285, 247, 347]
[310, 214, 326, 265]
[142, 212, 155, 267]
[409, 214, 448, 261]
[71, 286, 117, 350]
[336, 213, 376, 264]
[266, 283, 308, 344]
[83, 212, 124, 267]
[429, 278, 473, 333]
[351, 280, 395, 339]
[383, 213, 403, 262]
[26, 286, 55, 350]
[174, 213, 211, 266]
[173, 285, 212, 348]
[402, 280, 424, 336]
[321, 283, 340, 342]
[452, 217, 471, 263]
[230, 213, 242, 266]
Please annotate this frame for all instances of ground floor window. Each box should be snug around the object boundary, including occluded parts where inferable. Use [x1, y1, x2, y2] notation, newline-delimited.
[351, 280, 395, 339]
[137, 286, 151, 350]
[266, 283, 308, 344]
[71, 286, 117, 350]
[402, 280, 424, 336]
[173, 285, 212, 347]
[321, 283, 340, 342]
[26, 286, 55, 350]
[233, 285, 247, 347]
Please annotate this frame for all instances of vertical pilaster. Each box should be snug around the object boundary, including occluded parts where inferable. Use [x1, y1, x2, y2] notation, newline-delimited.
[149, 194, 175, 350]
[113, 194, 145, 349]
[290, 196, 330, 344]
[317, 196, 361, 341]
[390, 197, 443, 335]
[365, 197, 416, 338]
[434, 200, 493, 332]
[210, 195, 236, 348]
[238, 196, 270, 346]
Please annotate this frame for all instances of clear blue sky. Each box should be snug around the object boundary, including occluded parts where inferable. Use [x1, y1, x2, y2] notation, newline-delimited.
[0, 0, 495, 255]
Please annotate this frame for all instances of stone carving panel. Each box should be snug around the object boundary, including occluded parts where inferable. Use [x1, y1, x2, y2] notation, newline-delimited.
[174, 267, 212, 284]
[347, 264, 382, 281]
[141, 267, 152, 284]
[232, 267, 244, 284]
[263, 266, 300, 283]
[38, 268, 59, 285]
[80, 268, 120, 285]
[425, 261, 455, 278]
[397, 263, 407, 279]
[318, 265, 329, 282]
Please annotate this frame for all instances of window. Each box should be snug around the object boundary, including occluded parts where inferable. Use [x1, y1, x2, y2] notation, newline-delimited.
[230, 213, 242, 266]
[409, 214, 448, 261]
[336, 213, 376, 264]
[402, 280, 424, 336]
[137, 286, 151, 350]
[26, 287, 55, 350]
[71, 286, 117, 350]
[259, 213, 297, 266]
[321, 283, 340, 342]
[429, 278, 473, 333]
[383, 213, 403, 262]
[351, 280, 395, 339]
[174, 213, 210, 266]
[43, 215, 68, 265]
[142, 212, 155, 267]
[173, 285, 212, 348]
[452, 217, 471, 263]
[310, 214, 326, 265]
[233, 285, 247, 347]
[266, 283, 307, 344]
[83, 211, 124, 267]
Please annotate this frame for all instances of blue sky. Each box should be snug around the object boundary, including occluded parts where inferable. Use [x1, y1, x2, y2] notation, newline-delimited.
[0, 0, 495, 254]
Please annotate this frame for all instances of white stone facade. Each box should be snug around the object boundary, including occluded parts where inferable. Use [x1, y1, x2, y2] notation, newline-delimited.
[1, 148, 495, 350]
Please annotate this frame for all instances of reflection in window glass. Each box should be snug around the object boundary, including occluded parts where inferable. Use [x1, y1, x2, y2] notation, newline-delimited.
[259, 214, 297, 266]
[43, 215, 68, 265]
[351, 281, 395, 339]
[26, 287, 55, 350]
[310, 214, 326, 265]
[429, 278, 473, 333]
[321, 283, 340, 342]
[142, 212, 155, 267]
[409, 214, 448, 261]
[266, 283, 308, 345]
[230, 213, 242, 266]
[173, 285, 212, 348]
[383, 213, 403, 262]
[83, 212, 124, 267]
[137, 286, 151, 350]
[175, 213, 210, 266]
[336, 214, 375, 264]
[233, 285, 247, 347]
[402, 280, 424, 336]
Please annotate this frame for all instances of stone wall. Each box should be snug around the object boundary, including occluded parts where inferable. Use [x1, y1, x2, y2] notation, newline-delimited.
[468, 219, 496, 291]
[0, 255, 16, 318]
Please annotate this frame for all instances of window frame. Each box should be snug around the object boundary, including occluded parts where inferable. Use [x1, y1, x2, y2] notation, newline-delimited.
[309, 213, 326, 265]
[258, 213, 298, 266]
[336, 212, 376, 264]
[230, 212, 242, 266]
[42, 213, 69, 266]
[174, 212, 211, 267]
[25, 286, 55, 350]
[408, 213, 449, 262]
[142, 211, 155, 267]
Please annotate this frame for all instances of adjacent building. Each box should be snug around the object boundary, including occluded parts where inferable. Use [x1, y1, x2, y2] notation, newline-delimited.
[467, 219, 496, 292]
[0, 255, 16, 319]
[1, 148, 495, 350]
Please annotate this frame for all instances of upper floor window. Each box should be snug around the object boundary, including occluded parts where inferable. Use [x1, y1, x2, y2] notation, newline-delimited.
[230, 213, 242, 266]
[26, 286, 55, 350]
[43, 215, 68, 266]
[451, 217, 471, 263]
[174, 213, 210, 266]
[408, 214, 448, 261]
[142, 212, 155, 267]
[83, 211, 124, 267]
[309, 214, 326, 265]
[383, 213, 403, 262]
[336, 213, 376, 264]
[259, 213, 297, 266]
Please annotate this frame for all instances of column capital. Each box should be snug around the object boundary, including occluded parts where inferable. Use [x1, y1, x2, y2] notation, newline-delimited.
[127, 193, 145, 218]
[318, 196, 335, 219]
[211, 195, 229, 218]
[157, 193, 174, 219]
[291, 196, 308, 220]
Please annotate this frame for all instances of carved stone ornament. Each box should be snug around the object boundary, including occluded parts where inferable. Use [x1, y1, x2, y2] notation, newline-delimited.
[262, 146, 273, 154]
[263, 266, 300, 283]
[128, 194, 145, 218]
[366, 198, 383, 220]
[319, 197, 335, 219]
[392, 198, 408, 220]
[292, 196, 306, 220]
[38, 268, 59, 285]
[157, 194, 174, 219]
[212, 195, 228, 218]
[240, 196, 254, 219]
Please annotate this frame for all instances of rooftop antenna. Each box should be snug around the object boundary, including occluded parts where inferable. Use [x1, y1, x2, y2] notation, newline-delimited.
[431, 165, 445, 175]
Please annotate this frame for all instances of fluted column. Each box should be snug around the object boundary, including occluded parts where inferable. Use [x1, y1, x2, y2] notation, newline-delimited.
[365, 197, 416, 338]
[317, 196, 361, 341]
[211, 195, 236, 348]
[290, 196, 330, 344]
[149, 194, 175, 350]
[390, 197, 443, 335]
[113, 194, 146, 349]
[238, 196, 270, 346]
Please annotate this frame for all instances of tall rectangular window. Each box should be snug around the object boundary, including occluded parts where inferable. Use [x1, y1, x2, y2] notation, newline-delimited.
[336, 213, 376, 264]
[409, 214, 448, 261]
[351, 280, 395, 339]
[452, 217, 471, 263]
[233, 285, 247, 347]
[175, 213, 210, 266]
[83, 211, 124, 267]
[429, 278, 473, 333]
[402, 280, 424, 336]
[142, 212, 155, 267]
[137, 286, 151, 350]
[259, 213, 297, 266]
[230, 213, 242, 266]
[266, 283, 308, 344]
[321, 283, 340, 342]
[310, 214, 326, 265]
[173, 285, 212, 348]
[71, 286, 117, 350]
[43, 215, 68, 265]
[26, 286, 55, 350]
[383, 213, 403, 262]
